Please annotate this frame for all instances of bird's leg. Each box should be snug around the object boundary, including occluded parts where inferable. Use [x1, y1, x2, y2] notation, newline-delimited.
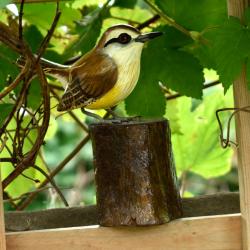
[105, 107, 123, 119]
[105, 107, 141, 122]
[81, 108, 104, 121]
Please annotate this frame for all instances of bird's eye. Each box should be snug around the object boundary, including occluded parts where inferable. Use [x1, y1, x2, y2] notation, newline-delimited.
[118, 33, 131, 44]
[104, 33, 132, 47]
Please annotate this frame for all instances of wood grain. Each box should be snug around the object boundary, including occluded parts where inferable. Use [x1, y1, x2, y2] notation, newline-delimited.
[5, 192, 240, 231]
[5, 214, 241, 250]
[90, 119, 182, 226]
[227, 1, 250, 249]
[0, 171, 6, 250]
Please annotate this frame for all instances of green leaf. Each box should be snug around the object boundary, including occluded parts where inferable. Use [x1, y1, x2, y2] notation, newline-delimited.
[125, 34, 166, 117]
[162, 49, 204, 98]
[189, 42, 216, 70]
[0, 103, 13, 127]
[209, 16, 250, 90]
[244, 7, 250, 25]
[125, 26, 204, 116]
[65, 6, 106, 56]
[125, 77, 166, 117]
[0, 45, 19, 91]
[155, 0, 227, 31]
[27, 78, 42, 110]
[24, 25, 44, 52]
[169, 87, 233, 178]
[114, 0, 137, 9]
[152, 26, 204, 98]
[109, 6, 152, 24]
[0, 0, 11, 9]
[23, 3, 81, 31]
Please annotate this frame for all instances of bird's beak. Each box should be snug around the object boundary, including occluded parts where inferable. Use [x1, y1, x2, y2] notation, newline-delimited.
[135, 31, 163, 43]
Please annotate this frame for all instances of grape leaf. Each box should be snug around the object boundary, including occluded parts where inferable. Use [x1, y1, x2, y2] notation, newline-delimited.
[125, 26, 204, 116]
[65, 6, 107, 57]
[155, 0, 227, 31]
[170, 87, 233, 178]
[24, 25, 44, 52]
[0, 45, 19, 91]
[23, 3, 81, 31]
[114, 0, 137, 9]
[162, 49, 204, 98]
[27, 78, 42, 110]
[0, 104, 13, 127]
[110, 6, 152, 24]
[209, 16, 250, 90]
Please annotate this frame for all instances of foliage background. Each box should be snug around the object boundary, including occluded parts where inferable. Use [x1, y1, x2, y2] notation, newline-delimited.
[0, 0, 240, 211]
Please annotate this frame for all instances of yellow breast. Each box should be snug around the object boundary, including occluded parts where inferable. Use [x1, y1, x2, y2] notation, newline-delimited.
[86, 42, 143, 110]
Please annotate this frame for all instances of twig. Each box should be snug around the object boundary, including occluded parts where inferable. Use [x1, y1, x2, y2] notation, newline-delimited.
[17, 135, 90, 210]
[3, 186, 70, 203]
[0, 69, 32, 139]
[35, 0, 61, 62]
[144, 0, 191, 37]
[0, 61, 28, 101]
[2, 1, 60, 190]
[111, 15, 141, 25]
[0, 22, 22, 54]
[18, 0, 25, 41]
[0, 158, 17, 163]
[216, 106, 250, 148]
[166, 80, 221, 101]
[137, 14, 160, 30]
[50, 88, 89, 133]
[0, 135, 8, 153]
[30, 165, 69, 207]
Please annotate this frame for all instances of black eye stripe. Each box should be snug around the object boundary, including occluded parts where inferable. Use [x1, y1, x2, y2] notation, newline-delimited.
[104, 33, 132, 47]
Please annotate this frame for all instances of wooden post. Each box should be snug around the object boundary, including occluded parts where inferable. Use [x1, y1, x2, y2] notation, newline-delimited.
[227, 0, 250, 249]
[90, 119, 182, 226]
[0, 171, 6, 250]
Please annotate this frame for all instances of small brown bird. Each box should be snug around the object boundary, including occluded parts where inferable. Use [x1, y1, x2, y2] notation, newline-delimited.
[20, 24, 162, 119]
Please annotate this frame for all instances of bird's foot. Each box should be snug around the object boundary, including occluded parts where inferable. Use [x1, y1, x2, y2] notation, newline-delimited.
[105, 108, 141, 122]
[81, 108, 105, 121]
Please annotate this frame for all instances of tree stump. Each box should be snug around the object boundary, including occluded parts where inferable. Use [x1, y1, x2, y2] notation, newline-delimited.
[89, 119, 182, 226]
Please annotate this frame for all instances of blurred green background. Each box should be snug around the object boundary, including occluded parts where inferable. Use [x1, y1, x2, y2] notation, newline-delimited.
[0, 0, 239, 211]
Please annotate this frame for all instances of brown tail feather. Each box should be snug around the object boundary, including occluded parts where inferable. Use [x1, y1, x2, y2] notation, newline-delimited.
[16, 55, 68, 70]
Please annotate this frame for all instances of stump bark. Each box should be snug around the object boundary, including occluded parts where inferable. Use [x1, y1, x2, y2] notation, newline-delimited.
[90, 119, 182, 226]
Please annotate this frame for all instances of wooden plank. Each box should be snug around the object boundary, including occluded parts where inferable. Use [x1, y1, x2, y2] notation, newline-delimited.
[0, 171, 6, 250]
[227, 0, 250, 249]
[6, 214, 241, 250]
[5, 192, 240, 232]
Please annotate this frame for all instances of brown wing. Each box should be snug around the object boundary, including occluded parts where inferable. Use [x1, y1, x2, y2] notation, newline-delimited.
[57, 52, 118, 111]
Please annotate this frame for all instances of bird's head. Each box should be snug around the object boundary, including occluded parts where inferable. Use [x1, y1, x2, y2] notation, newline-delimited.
[96, 24, 162, 60]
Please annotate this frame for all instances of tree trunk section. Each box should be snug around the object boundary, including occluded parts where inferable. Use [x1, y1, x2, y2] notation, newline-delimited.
[90, 119, 182, 226]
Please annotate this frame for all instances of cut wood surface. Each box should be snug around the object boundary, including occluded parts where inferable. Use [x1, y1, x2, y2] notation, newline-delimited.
[90, 119, 182, 226]
[6, 214, 241, 250]
[0, 171, 6, 250]
[227, 0, 250, 249]
[5, 192, 239, 231]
